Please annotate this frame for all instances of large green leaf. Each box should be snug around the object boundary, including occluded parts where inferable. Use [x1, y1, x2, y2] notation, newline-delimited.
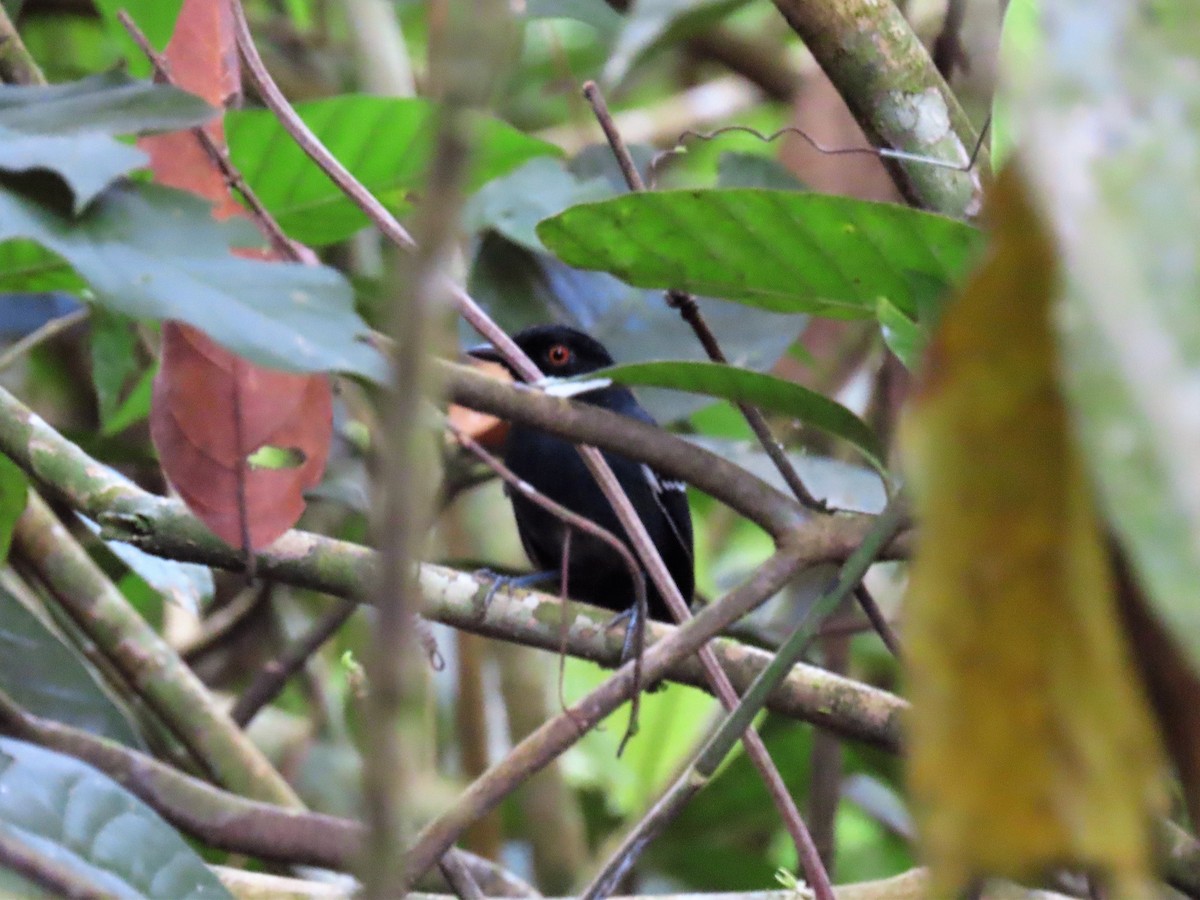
[0, 738, 231, 898]
[226, 95, 561, 246]
[0, 240, 83, 293]
[0, 576, 142, 746]
[598, 360, 885, 471]
[0, 180, 386, 380]
[1018, 1, 1200, 668]
[537, 189, 982, 317]
[0, 72, 214, 211]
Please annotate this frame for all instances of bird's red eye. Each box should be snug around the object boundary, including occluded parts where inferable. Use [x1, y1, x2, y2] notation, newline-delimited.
[547, 344, 571, 367]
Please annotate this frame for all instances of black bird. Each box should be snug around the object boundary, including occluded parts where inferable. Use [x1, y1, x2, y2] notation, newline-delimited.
[468, 324, 693, 622]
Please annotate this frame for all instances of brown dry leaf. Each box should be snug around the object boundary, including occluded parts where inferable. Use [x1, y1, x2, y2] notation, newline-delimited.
[137, 0, 332, 550]
[447, 359, 512, 448]
[901, 166, 1165, 893]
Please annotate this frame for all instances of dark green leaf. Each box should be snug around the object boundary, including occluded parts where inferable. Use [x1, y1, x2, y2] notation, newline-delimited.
[465, 157, 610, 250]
[0, 576, 142, 745]
[716, 152, 807, 191]
[605, 0, 750, 84]
[0, 181, 386, 380]
[598, 360, 885, 470]
[90, 308, 147, 433]
[537, 189, 983, 317]
[0, 455, 25, 563]
[226, 96, 561, 246]
[0, 738, 231, 898]
[0, 72, 215, 210]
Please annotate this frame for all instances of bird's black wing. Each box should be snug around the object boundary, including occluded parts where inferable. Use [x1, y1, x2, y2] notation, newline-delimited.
[619, 401, 695, 601]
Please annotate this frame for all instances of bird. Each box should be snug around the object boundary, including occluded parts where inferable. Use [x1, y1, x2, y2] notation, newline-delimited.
[467, 324, 693, 624]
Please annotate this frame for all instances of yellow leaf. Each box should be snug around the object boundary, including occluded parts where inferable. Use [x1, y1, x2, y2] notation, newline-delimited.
[901, 165, 1165, 893]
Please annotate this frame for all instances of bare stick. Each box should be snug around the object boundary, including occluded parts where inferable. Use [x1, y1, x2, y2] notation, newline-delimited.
[582, 498, 906, 899]
[582, 81, 833, 897]
[117, 9, 315, 265]
[0, 308, 89, 373]
[854, 584, 901, 657]
[230, 595, 359, 727]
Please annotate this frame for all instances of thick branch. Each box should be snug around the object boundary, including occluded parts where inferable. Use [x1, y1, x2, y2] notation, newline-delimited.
[0, 377, 904, 744]
[0, 690, 536, 897]
[769, 0, 983, 216]
[439, 359, 809, 541]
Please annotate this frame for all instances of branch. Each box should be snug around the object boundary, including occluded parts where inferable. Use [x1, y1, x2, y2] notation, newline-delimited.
[13, 491, 301, 808]
[404, 546, 808, 885]
[0, 5, 45, 86]
[0, 689, 537, 897]
[439, 359, 810, 542]
[584, 498, 907, 898]
[768, 0, 983, 216]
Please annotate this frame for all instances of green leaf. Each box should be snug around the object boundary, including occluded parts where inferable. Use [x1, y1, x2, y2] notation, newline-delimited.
[0, 576, 142, 746]
[0, 455, 25, 563]
[90, 308, 147, 434]
[716, 152, 807, 191]
[0, 181, 386, 380]
[0, 738, 231, 898]
[226, 95, 561, 246]
[876, 298, 922, 370]
[597, 360, 885, 471]
[90, 0, 184, 79]
[0, 72, 214, 211]
[465, 157, 611, 251]
[537, 189, 982, 317]
[0, 240, 83, 293]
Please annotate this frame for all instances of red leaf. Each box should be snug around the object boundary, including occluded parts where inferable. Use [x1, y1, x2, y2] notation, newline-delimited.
[151, 324, 331, 548]
[136, 0, 333, 550]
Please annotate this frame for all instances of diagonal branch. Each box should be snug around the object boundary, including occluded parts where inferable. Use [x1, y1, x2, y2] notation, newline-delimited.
[767, 0, 983, 216]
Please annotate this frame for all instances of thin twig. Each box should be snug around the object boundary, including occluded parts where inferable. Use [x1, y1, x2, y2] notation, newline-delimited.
[582, 80, 828, 514]
[0, 308, 89, 373]
[0, 4, 46, 86]
[0, 826, 109, 900]
[439, 852, 488, 900]
[230, 595, 359, 727]
[853, 583, 901, 657]
[117, 9, 314, 265]
[582, 498, 907, 900]
[582, 81, 833, 898]
[448, 421, 647, 746]
[404, 545, 810, 887]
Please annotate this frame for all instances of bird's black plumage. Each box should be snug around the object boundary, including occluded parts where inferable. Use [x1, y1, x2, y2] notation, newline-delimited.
[469, 325, 693, 621]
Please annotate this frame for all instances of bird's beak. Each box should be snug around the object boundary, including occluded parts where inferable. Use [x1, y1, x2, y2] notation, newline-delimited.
[465, 342, 503, 364]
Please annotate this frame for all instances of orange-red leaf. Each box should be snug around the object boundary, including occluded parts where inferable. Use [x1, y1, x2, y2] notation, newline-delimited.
[138, 0, 333, 550]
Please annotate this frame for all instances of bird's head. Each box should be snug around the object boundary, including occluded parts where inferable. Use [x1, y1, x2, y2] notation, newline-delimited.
[467, 324, 615, 379]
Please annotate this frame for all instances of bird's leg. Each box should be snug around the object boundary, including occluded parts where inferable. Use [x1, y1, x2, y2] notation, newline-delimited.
[475, 569, 557, 609]
[606, 605, 641, 665]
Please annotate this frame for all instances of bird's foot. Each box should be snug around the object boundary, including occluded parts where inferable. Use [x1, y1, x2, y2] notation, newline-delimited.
[474, 569, 556, 612]
[605, 606, 641, 666]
